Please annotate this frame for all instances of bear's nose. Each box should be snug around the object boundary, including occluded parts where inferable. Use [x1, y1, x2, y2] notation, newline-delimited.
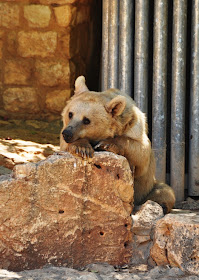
[62, 128, 73, 143]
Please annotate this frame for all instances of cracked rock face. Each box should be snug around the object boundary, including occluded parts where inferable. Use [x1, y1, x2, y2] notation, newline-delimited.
[0, 152, 134, 271]
[150, 210, 199, 275]
[131, 201, 164, 265]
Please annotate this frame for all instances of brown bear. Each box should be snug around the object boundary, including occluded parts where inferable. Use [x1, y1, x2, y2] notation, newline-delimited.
[60, 76, 176, 213]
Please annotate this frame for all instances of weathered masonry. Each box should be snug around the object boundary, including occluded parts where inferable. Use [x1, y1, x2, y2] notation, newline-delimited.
[101, 0, 199, 202]
[0, 0, 101, 120]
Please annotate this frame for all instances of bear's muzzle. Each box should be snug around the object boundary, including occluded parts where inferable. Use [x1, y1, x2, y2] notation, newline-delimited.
[62, 127, 73, 143]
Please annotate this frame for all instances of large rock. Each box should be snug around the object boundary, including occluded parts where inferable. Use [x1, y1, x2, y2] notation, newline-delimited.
[150, 210, 199, 275]
[4, 60, 32, 85]
[23, 5, 51, 28]
[131, 201, 164, 265]
[0, 152, 134, 271]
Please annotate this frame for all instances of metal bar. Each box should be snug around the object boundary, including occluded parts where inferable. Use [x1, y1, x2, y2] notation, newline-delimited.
[152, 0, 168, 182]
[189, 0, 199, 196]
[171, 0, 187, 202]
[134, 0, 149, 113]
[119, 0, 133, 96]
[101, 0, 109, 91]
[108, 0, 119, 89]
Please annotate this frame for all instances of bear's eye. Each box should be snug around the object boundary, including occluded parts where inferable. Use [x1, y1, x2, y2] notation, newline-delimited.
[68, 112, 73, 119]
[83, 117, 90, 125]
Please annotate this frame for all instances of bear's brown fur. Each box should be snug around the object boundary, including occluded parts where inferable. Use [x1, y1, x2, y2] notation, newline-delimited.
[60, 76, 176, 213]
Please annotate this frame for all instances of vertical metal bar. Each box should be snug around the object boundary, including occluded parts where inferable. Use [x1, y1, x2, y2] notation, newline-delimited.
[152, 0, 168, 182]
[134, 0, 149, 113]
[189, 0, 199, 196]
[108, 0, 119, 89]
[101, 0, 109, 91]
[119, 0, 133, 96]
[171, 0, 187, 202]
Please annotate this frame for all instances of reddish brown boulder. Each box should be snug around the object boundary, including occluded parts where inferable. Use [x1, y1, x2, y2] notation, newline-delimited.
[150, 210, 199, 275]
[0, 152, 134, 271]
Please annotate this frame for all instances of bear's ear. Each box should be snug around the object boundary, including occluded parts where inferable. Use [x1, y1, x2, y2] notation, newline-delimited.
[105, 96, 126, 117]
[74, 76, 89, 95]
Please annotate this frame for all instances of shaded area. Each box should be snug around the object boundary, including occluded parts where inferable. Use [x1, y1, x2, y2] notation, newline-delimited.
[0, 119, 62, 144]
[0, 119, 61, 175]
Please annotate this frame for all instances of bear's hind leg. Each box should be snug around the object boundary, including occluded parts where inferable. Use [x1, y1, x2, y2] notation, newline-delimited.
[143, 182, 176, 214]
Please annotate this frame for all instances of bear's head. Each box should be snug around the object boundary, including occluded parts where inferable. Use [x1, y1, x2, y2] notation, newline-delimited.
[61, 76, 127, 143]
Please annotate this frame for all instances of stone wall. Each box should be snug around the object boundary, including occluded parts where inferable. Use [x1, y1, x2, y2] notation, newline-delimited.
[0, 0, 100, 120]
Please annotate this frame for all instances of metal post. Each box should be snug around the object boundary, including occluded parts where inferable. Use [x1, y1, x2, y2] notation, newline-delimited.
[119, 0, 133, 96]
[134, 0, 149, 113]
[108, 0, 119, 89]
[189, 0, 199, 196]
[152, 0, 168, 182]
[101, 0, 109, 91]
[171, 0, 187, 202]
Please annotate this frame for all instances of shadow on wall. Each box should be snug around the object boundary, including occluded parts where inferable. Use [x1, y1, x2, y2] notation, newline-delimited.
[82, 0, 102, 92]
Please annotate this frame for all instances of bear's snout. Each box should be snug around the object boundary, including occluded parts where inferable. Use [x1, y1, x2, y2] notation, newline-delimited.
[62, 127, 73, 143]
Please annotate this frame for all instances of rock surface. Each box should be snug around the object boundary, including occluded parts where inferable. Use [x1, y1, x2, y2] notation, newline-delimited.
[131, 201, 164, 265]
[0, 152, 134, 271]
[151, 210, 199, 275]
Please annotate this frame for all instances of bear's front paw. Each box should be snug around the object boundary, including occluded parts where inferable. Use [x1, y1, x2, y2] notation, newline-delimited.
[95, 139, 121, 155]
[67, 139, 94, 159]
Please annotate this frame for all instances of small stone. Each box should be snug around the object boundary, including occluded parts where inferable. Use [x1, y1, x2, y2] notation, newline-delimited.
[4, 60, 32, 85]
[0, 3, 20, 28]
[18, 31, 57, 58]
[35, 60, 70, 86]
[132, 200, 164, 236]
[13, 163, 36, 179]
[24, 5, 51, 28]
[86, 263, 115, 275]
[46, 89, 71, 113]
[167, 267, 185, 277]
[148, 266, 166, 277]
[2, 87, 39, 113]
[54, 5, 76, 27]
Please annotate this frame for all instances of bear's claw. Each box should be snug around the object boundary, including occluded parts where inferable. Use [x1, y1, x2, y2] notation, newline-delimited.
[67, 139, 94, 159]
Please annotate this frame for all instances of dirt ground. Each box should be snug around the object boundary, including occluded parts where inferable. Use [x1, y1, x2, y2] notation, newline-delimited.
[0, 119, 61, 175]
[0, 119, 61, 145]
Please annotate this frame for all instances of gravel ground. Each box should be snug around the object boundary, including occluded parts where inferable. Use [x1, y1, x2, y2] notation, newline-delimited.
[0, 264, 199, 280]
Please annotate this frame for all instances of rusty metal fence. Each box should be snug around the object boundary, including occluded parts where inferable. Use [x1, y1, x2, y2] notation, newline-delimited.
[101, 0, 199, 202]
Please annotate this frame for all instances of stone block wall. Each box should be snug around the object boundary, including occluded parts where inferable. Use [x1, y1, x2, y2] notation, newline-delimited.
[0, 0, 100, 120]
